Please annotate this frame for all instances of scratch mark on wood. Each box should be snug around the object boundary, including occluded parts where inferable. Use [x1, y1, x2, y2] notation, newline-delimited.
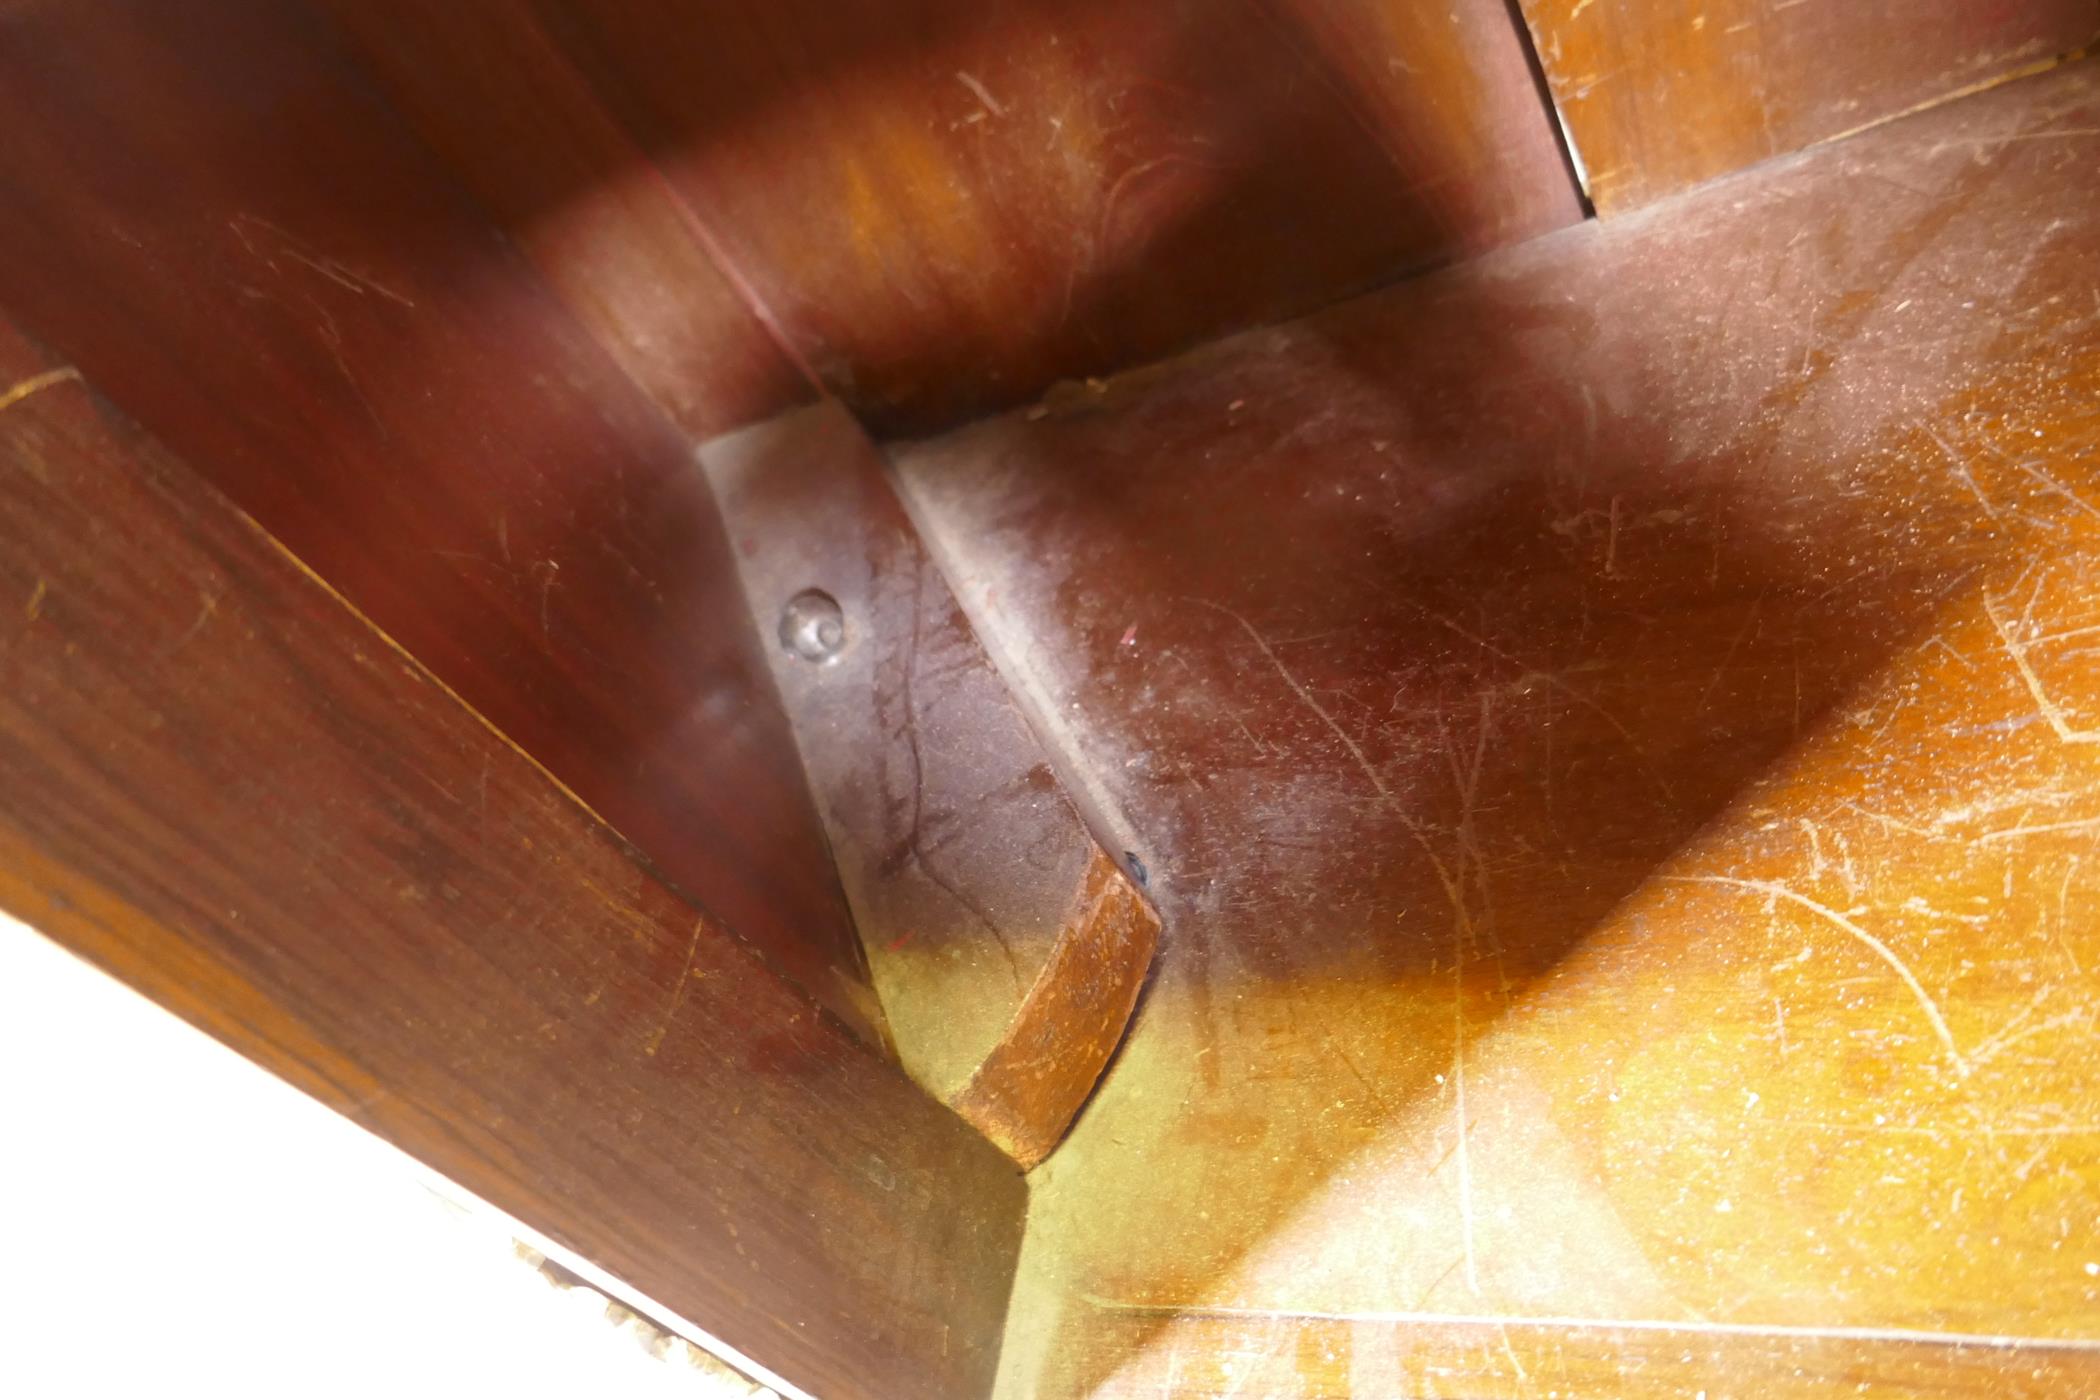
[229, 214, 416, 308]
[2025, 619, 2100, 647]
[1969, 991, 2088, 1070]
[1922, 422, 2000, 520]
[955, 70, 1006, 117]
[1931, 128, 2100, 154]
[2014, 460, 2100, 523]
[1921, 634, 1975, 669]
[1979, 815, 2100, 844]
[0, 366, 82, 415]
[1983, 584, 2100, 744]
[1835, 801, 1935, 839]
[1193, 597, 1393, 804]
[1698, 599, 1762, 715]
[162, 588, 223, 657]
[533, 559, 561, 641]
[643, 918, 706, 1056]
[1670, 874, 1970, 1077]
[1431, 611, 1673, 802]
[2056, 857, 2086, 975]
[1497, 1320, 1531, 1383]
[1452, 958, 1480, 1298]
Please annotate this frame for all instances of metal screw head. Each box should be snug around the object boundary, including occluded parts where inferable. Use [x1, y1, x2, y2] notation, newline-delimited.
[779, 588, 846, 663]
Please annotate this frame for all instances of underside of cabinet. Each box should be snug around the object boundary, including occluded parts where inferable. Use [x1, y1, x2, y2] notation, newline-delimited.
[3, 4, 2099, 1397]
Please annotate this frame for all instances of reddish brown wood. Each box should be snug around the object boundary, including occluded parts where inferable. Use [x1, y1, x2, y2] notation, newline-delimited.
[705, 402, 1160, 1168]
[537, 0, 1582, 433]
[952, 849, 1160, 1169]
[0, 0, 879, 1042]
[306, 0, 815, 440]
[1519, 0, 2099, 212]
[899, 60, 2100, 1397]
[0, 318, 1024, 1400]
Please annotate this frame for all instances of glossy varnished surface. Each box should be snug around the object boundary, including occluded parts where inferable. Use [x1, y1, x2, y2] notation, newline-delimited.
[706, 403, 1159, 1167]
[896, 61, 2100, 1396]
[1078, 1308, 2098, 1397]
[0, 0, 876, 1040]
[1519, 0, 2098, 212]
[308, 0, 815, 440]
[0, 320, 1024, 1400]
[541, 0, 1582, 433]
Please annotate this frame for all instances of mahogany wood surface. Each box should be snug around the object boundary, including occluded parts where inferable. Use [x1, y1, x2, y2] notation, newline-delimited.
[535, 0, 1583, 433]
[0, 317, 1025, 1400]
[898, 60, 2100, 1397]
[0, 0, 878, 1041]
[307, 0, 816, 441]
[1519, 0, 2099, 212]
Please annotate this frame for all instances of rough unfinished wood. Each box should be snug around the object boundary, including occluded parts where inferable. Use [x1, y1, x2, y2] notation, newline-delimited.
[1520, 0, 2099, 212]
[540, 0, 1581, 433]
[0, 319, 1025, 1400]
[705, 402, 1159, 1168]
[898, 60, 2100, 1397]
[0, 0, 878, 1041]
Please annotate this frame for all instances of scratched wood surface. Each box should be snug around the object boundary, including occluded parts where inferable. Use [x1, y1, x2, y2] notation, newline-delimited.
[305, 0, 816, 441]
[896, 60, 2100, 1397]
[0, 317, 1025, 1400]
[1518, 0, 2099, 212]
[705, 402, 1159, 1167]
[1079, 1308, 2100, 1397]
[538, 0, 1582, 434]
[0, 0, 879, 1042]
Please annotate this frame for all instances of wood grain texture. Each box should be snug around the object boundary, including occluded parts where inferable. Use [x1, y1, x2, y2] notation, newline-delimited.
[305, 0, 816, 440]
[897, 61, 2100, 1397]
[538, 0, 1582, 434]
[951, 850, 1160, 1170]
[0, 0, 879, 1042]
[705, 402, 1159, 1168]
[1520, 0, 2100, 212]
[0, 319, 1024, 1400]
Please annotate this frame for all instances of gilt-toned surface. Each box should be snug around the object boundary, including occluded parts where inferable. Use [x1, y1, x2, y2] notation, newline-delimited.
[897, 62, 2100, 1397]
